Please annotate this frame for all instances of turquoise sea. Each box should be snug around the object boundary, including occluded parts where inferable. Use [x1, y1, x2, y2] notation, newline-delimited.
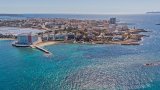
[0, 14, 160, 90]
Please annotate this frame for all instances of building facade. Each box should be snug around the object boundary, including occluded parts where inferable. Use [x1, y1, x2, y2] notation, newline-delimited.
[109, 18, 116, 24]
[17, 33, 40, 45]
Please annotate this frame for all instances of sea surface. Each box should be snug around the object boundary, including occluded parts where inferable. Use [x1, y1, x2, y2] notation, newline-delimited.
[0, 14, 160, 90]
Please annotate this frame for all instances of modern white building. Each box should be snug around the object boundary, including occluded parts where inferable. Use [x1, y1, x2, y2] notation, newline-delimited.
[109, 24, 116, 31]
[55, 33, 66, 41]
[48, 34, 55, 41]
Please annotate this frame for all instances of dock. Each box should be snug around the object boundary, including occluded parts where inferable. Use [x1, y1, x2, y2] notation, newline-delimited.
[35, 46, 51, 54]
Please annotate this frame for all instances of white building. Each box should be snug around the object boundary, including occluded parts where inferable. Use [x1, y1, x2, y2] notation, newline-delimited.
[109, 24, 116, 31]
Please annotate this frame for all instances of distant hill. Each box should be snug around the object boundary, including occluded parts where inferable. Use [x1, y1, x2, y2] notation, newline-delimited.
[0, 14, 22, 16]
[146, 12, 160, 14]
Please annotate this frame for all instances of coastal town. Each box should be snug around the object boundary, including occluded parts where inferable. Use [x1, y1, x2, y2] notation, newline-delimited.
[0, 18, 148, 48]
[1, 0, 160, 89]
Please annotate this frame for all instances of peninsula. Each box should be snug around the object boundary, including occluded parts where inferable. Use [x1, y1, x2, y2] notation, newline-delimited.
[0, 18, 148, 46]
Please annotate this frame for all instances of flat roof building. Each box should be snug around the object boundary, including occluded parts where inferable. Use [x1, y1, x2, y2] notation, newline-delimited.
[109, 18, 116, 24]
[16, 33, 40, 45]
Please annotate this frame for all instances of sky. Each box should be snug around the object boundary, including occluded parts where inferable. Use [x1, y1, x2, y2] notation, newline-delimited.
[0, 0, 160, 14]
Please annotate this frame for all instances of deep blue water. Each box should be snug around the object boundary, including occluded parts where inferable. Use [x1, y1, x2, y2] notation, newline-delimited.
[0, 14, 160, 90]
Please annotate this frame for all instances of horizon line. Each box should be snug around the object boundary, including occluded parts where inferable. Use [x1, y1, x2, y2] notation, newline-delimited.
[0, 13, 147, 15]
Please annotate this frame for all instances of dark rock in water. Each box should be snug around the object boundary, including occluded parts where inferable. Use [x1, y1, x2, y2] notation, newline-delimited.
[156, 24, 160, 25]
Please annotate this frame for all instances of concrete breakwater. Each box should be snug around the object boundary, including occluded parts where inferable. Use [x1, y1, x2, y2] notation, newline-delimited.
[34, 46, 51, 54]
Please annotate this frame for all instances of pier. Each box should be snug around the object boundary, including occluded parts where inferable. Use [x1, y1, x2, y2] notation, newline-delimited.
[35, 46, 51, 54]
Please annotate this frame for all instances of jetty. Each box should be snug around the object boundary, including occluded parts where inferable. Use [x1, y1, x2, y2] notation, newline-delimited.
[34, 46, 51, 54]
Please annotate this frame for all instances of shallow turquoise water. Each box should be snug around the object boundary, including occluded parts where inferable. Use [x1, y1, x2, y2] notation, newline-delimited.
[1, 14, 160, 90]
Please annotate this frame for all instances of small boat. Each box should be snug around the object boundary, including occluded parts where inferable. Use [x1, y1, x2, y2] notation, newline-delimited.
[156, 24, 160, 25]
[144, 63, 159, 66]
[73, 40, 77, 44]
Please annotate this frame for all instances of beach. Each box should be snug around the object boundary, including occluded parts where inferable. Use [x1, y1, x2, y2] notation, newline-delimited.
[35, 41, 58, 47]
